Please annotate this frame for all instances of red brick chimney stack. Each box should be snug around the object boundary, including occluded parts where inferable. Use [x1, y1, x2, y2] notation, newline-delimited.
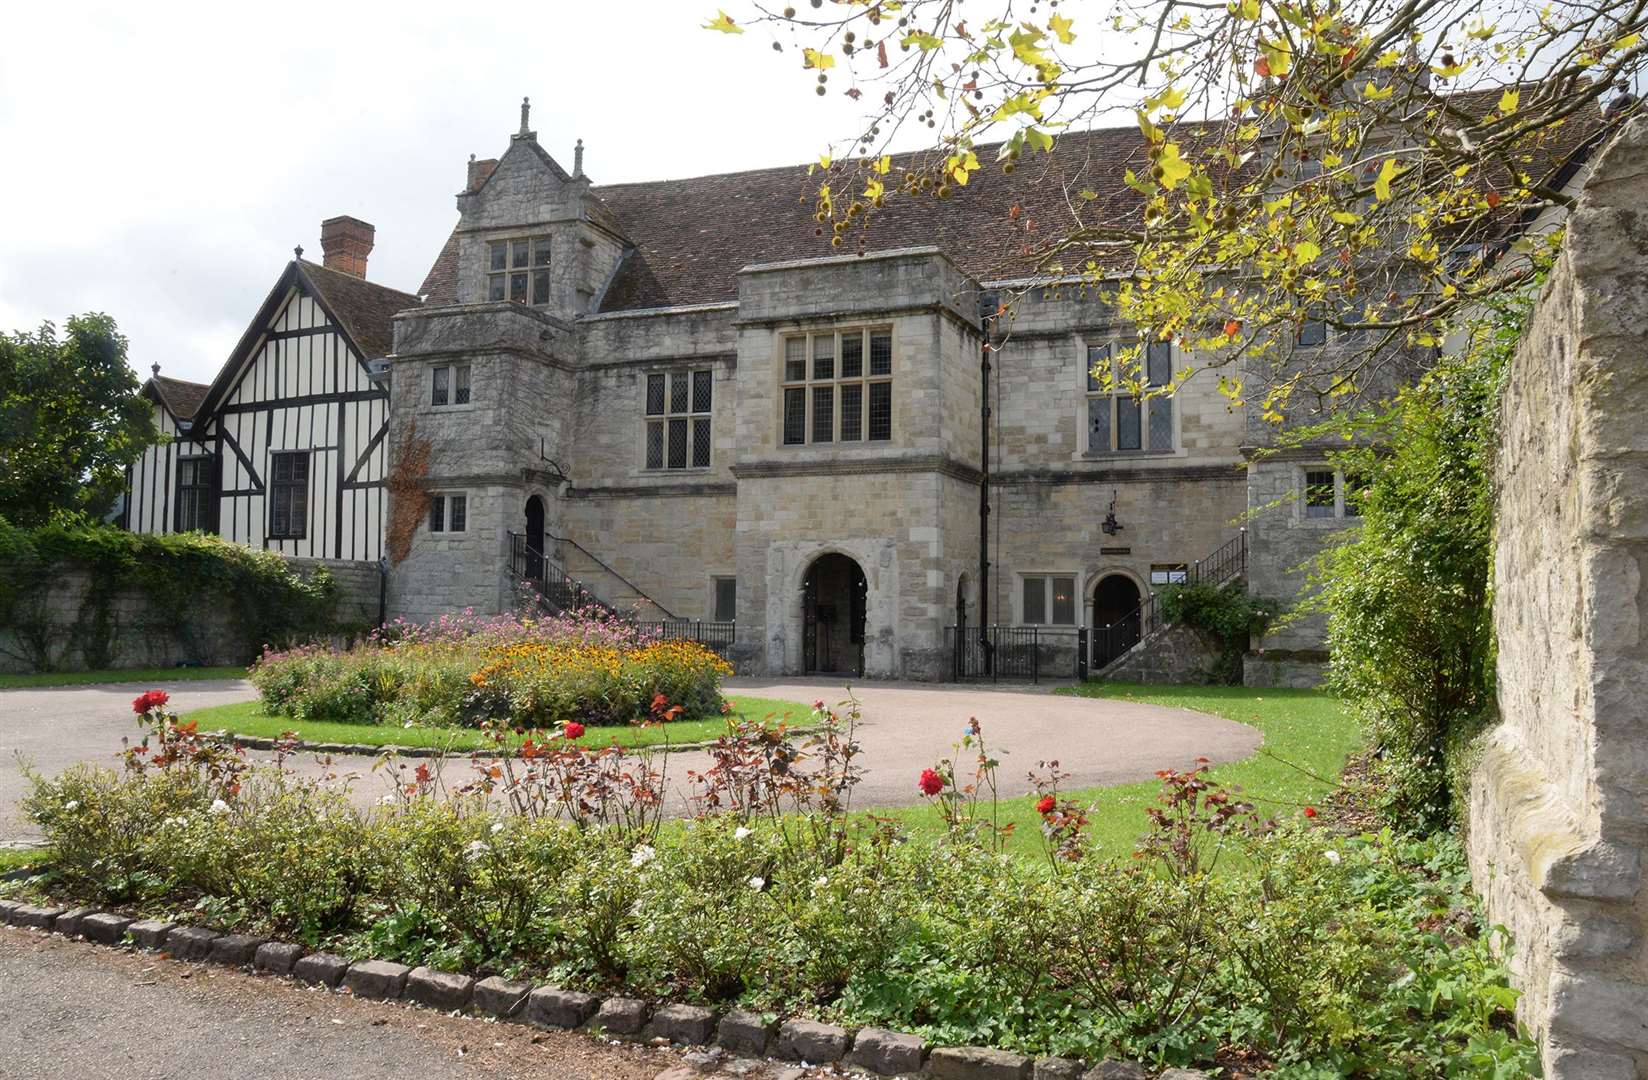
[319, 215, 375, 279]
[466, 155, 499, 193]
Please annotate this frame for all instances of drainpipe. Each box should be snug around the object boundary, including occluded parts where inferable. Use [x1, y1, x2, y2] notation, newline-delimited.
[977, 292, 997, 674]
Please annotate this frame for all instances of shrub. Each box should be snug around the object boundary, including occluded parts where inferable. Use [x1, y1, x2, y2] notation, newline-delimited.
[16, 702, 1536, 1077]
[1306, 286, 1528, 830]
[250, 614, 732, 729]
[1159, 581, 1279, 684]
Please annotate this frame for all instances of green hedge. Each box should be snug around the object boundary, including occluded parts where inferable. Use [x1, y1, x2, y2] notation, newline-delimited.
[0, 518, 340, 672]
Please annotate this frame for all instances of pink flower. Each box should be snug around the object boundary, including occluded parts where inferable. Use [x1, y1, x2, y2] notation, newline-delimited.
[918, 768, 945, 797]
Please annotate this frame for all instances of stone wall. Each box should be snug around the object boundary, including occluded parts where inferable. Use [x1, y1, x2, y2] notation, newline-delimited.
[1100, 620, 1225, 685]
[1467, 115, 1648, 1080]
[0, 556, 382, 675]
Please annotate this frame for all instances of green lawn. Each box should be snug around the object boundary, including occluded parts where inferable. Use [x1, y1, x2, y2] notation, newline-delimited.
[875, 682, 1361, 858]
[0, 847, 52, 875]
[0, 665, 249, 690]
[181, 694, 815, 752]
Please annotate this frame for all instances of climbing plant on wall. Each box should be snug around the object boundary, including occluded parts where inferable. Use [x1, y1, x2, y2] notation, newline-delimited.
[0, 518, 339, 673]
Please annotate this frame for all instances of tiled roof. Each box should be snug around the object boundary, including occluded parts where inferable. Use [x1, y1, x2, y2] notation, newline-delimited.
[417, 94, 1609, 314]
[418, 229, 459, 301]
[148, 374, 209, 420]
[297, 260, 422, 359]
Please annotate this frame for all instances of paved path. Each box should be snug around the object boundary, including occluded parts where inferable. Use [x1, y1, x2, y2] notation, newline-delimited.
[0, 677, 1260, 841]
[0, 926, 798, 1080]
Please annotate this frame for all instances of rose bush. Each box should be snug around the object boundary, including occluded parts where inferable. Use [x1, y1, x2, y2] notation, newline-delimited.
[13, 696, 1536, 1077]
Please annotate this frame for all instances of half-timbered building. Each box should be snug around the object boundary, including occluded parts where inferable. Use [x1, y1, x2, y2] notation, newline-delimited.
[127, 216, 418, 563]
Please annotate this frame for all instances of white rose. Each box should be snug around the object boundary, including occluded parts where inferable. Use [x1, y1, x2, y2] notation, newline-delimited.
[490, 822, 505, 835]
[1324, 850, 1342, 865]
[63, 800, 79, 812]
[814, 875, 829, 888]
[747, 876, 765, 891]
[465, 840, 489, 861]
[208, 799, 231, 816]
[630, 845, 657, 868]
[734, 826, 753, 841]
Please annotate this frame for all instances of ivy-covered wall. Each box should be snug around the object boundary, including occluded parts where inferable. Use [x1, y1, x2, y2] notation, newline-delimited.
[0, 520, 377, 674]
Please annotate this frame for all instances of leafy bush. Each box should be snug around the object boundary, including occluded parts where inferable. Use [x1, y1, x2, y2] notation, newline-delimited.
[1159, 581, 1279, 684]
[251, 612, 732, 728]
[1307, 287, 1529, 830]
[13, 696, 1537, 1077]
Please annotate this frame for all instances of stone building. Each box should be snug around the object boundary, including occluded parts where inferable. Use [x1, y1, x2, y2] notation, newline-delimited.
[125, 98, 1602, 683]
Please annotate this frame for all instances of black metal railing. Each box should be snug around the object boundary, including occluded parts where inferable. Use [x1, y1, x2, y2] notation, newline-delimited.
[509, 532, 621, 619]
[638, 619, 738, 657]
[1090, 528, 1247, 674]
[947, 625, 1087, 683]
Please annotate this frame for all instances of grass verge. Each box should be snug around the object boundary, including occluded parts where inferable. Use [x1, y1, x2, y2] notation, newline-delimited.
[181, 694, 816, 752]
[0, 665, 248, 690]
[874, 682, 1360, 858]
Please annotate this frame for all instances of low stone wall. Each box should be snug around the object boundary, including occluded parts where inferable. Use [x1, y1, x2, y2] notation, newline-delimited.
[1466, 115, 1648, 1079]
[1101, 622, 1222, 685]
[0, 555, 382, 675]
[1242, 649, 1328, 689]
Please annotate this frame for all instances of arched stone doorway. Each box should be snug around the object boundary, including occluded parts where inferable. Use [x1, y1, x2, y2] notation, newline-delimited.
[523, 495, 547, 581]
[802, 553, 867, 677]
[1091, 573, 1143, 668]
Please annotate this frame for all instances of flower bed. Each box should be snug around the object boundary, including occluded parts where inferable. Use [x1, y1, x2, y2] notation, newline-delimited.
[9, 692, 1538, 1077]
[250, 607, 732, 729]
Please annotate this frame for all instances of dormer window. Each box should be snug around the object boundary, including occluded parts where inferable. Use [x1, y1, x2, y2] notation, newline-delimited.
[487, 237, 551, 304]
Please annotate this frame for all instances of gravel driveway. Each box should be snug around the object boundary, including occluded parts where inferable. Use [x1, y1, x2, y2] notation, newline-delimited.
[0, 677, 1260, 842]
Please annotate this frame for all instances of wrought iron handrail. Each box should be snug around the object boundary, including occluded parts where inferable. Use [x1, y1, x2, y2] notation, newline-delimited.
[546, 533, 676, 620]
[510, 532, 693, 630]
[1092, 528, 1247, 672]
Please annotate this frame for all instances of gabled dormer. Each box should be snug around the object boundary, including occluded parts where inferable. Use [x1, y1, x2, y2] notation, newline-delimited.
[446, 98, 628, 319]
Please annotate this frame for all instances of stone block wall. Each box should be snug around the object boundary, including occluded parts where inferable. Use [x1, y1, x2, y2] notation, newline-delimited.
[1467, 115, 1648, 1080]
[0, 555, 381, 674]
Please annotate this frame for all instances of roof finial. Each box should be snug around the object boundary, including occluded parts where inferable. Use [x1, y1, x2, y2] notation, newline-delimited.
[519, 96, 531, 136]
[574, 138, 585, 178]
[294, 244, 304, 260]
[151, 362, 160, 378]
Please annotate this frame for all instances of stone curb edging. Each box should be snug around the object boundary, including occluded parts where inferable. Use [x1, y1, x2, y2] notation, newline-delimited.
[0, 898, 1176, 1080]
[202, 730, 778, 759]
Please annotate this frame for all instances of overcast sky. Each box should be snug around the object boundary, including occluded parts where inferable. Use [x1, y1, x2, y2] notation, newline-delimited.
[0, 1, 896, 385]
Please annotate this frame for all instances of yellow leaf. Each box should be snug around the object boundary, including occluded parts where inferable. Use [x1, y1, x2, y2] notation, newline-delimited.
[1237, 0, 1260, 20]
[1157, 143, 1193, 190]
[864, 177, 885, 200]
[1362, 81, 1393, 100]
[1260, 37, 1293, 77]
[1500, 90, 1521, 114]
[874, 155, 892, 175]
[1294, 240, 1322, 263]
[1375, 49, 1400, 68]
[1331, 210, 1361, 224]
[1050, 13, 1076, 44]
[1374, 157, 1400, 201]
[1147, 86, 1186, 113]
[803, 48, 836, 70]
[1616, 32, 1642, 50]
[702, 9, 744, 33]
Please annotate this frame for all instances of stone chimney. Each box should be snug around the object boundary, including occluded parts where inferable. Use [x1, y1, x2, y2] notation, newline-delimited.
[319, 215, 375, 278]
[466, 155, 499, 193]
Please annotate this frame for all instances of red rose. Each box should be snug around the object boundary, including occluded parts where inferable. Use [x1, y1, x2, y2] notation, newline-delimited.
[1303, 806, 1318, 818]
[1036, 795, 1057, 815]
[564, 721, 586, 740]
[918, 768, 944, 797]
[131, 689, 169, 714]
